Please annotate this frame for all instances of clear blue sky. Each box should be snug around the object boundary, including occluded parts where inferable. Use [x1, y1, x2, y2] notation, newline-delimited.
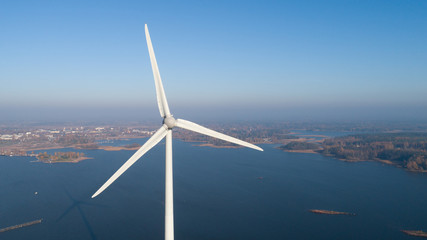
[1, 0, 426, 122]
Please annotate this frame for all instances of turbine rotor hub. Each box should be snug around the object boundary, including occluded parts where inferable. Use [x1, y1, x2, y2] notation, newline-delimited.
[163, 116, 176, 129]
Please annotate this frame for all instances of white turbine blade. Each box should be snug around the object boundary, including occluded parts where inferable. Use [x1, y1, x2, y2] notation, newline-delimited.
[92, 125, 169, 198]
[145, 24, 171, 118]
[175, 119, 263, 151]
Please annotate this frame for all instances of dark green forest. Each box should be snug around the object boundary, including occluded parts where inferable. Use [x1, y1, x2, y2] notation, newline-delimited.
[279, 141, 321, 151]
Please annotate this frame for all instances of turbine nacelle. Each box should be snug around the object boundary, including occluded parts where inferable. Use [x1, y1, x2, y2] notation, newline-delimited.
[163, 116, 176, 129]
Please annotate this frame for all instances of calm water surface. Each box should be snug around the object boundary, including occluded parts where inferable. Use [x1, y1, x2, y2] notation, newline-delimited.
[1, 138, 427, 239]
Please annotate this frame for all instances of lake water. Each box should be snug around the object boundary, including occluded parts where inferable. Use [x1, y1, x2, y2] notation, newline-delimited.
[1, 137, 427, 239]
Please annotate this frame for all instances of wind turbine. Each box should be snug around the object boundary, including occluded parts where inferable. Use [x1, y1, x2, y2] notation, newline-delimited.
[91, 24, 263, 240]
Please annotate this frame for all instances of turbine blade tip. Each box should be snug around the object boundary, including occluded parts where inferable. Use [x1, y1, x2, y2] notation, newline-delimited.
[91, 192, 100, 198]
[253, 146, 263, 151]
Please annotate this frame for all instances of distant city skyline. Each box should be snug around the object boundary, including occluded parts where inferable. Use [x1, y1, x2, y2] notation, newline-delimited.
[1, 0, 426, 121]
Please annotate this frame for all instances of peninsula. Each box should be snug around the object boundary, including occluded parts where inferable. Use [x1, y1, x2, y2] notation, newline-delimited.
[278, 132, 427, 172]
[321, 132, 427, 172]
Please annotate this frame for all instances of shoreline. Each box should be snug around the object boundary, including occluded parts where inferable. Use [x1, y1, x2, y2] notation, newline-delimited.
[97, 145, 141, 151]
[75, 145, 142, 151]
[279, 148, 427, 173]
[193, 143, 240, 149]
[277, 148, 320, 154]
[5, 137, 427, 173]
[5, 136, 265, 153]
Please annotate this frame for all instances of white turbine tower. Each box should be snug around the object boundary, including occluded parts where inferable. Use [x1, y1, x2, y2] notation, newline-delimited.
[92, 24, 263, 240]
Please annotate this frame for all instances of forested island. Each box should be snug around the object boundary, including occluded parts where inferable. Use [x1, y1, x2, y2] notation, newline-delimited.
[320, 133, 427, 171]
[278, 141, 321, 153]
[37, 152, 91, 163]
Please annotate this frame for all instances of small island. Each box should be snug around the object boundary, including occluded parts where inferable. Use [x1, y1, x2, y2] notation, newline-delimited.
[401, 230, 427, 238]
[309, 209, 356, 216]
[279, 141, 322, 153]
[37, 152, 91, 163]
[0, 219, 42, 233]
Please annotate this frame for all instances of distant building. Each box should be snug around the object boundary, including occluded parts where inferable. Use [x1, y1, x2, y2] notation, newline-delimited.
[0, 135, 13, 140]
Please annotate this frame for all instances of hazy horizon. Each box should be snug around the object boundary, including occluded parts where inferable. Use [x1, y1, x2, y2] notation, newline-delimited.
[1, 104, 427, 123]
